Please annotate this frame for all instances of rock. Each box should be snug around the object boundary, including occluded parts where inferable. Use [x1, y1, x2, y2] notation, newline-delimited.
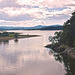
[45, 43, 75, 59]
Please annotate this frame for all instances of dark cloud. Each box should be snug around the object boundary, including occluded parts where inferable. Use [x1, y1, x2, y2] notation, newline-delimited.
[0, 0, 25, 8]
[47, 14, 70, 20]
[0, 12, 34, 21]
[0, 0, 40, 9]
[10, 14, 34, 21]
[66, 4, 75, 7]
[0, 0, 74, 26]
[32, 6, 39, 8]
[26, 5, 39, 8]
[0, 0, 16, 8]
[46, 7, 69, 12]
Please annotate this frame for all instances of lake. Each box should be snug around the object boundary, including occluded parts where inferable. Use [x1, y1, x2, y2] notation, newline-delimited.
[0, 30, 75, 75]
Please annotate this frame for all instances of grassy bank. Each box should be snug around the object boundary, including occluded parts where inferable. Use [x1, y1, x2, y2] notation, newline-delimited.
[0, 32, 40, 41]
[0, 35, 40, 41]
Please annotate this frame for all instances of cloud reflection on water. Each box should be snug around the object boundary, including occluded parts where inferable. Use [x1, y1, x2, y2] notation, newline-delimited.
[0, 30, 65, 75]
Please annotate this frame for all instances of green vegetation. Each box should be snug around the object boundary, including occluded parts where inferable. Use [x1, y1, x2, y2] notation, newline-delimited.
[0, 32, 40, 40]
[0, 32, 19, 37]
[62, 12, 75, 46]
[14, 33, 19, 38]
[49, 11, 75, 47]
[46, 11, 75, 59]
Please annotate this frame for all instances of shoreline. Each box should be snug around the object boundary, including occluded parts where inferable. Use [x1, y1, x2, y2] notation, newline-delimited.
[0, 35, 40, 41]
[45, 44, 75, 59]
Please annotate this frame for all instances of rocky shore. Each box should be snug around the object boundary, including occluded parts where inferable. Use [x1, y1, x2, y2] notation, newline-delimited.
[45, 43, 75, 59]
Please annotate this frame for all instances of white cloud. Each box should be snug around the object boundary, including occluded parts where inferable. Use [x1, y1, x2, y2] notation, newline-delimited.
[16, 0, 75, 8]
[16, 0, 44, 6]
[40, 0, 75, 8]
[0, 0, 2, 2]
[0, 0, 75, 26]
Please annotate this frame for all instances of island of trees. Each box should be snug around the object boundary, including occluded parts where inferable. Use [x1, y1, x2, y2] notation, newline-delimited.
[46, 11, 75, 59]
[0, 32, 39, 41]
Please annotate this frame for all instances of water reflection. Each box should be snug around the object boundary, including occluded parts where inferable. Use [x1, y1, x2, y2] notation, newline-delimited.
[14, 39, 18, 43]
[63, 55, 75, 75]
[0, 30, 65, 75]
[0, 40, 9, 44]
[0, 39, 18, 44]
[49, 50, 75, 75]
[53, 53, 63, 63]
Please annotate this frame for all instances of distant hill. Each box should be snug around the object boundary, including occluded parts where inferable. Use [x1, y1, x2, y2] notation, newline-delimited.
[32, 25, 46, 29]
[39, 25, 63, 30]
[23, 25, 47, 30]
[27, 25, 63, 30]
[50, 24, 62, 27]
[0, 25, 63, 30]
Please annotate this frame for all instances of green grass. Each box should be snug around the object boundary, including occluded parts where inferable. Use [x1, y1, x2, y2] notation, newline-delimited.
[0, 34, 40, 40]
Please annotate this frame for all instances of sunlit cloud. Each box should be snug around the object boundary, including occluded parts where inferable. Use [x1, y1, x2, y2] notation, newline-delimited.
[0, 0, 2, 2]
[16, 0, 44, 6]
[0, 0, 75, 27]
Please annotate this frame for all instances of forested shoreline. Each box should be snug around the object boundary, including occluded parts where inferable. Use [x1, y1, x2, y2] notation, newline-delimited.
[46, 11, 75, 59]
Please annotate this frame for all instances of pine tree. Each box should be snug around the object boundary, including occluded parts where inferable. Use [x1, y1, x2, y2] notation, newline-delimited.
[62, 11, 75, 46]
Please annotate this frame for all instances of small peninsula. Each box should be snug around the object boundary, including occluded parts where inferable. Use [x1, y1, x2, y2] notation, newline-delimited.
[45, 11, 75, 59]
[0, 31, 39, 41]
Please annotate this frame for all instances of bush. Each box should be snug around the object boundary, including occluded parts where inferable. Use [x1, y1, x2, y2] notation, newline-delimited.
[59, 46, 65, 51]
[14, 33, 18, 38]
[73, 39, 75, 47]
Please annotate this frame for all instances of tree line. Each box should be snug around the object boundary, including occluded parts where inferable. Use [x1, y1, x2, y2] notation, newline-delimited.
[49, 11, 75, 47]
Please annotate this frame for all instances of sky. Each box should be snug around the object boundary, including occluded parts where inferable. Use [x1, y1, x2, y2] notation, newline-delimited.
[0, 0, 75, 27]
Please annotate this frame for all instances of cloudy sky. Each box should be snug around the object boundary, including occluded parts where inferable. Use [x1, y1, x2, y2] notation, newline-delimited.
[0, 0, 75, 27]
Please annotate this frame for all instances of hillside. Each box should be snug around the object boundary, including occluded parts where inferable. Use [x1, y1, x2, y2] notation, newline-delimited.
[39, 25, 63, 30]
[0, 25, 63, 30]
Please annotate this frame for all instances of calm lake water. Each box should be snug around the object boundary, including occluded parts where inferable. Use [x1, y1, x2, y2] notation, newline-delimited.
[0, 30, 75, 75]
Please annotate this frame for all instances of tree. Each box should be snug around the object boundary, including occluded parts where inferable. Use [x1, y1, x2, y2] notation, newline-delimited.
[49, 11, 75, 47]
[2, 32, 9, 36]
[62, 11, 75, 46]
[14, 33, 18, 38]
[49, 31, 62, 44]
